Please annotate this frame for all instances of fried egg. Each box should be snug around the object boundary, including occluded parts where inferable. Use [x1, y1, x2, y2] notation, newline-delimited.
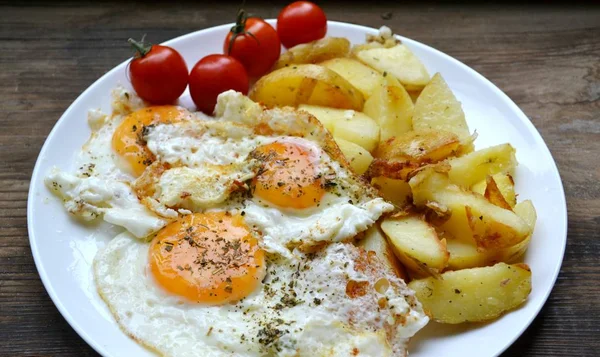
[95, 229, 427, 357]
[46, 87, 428, 357]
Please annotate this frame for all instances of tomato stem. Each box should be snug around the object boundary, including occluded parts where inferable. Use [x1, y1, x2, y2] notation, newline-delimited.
[128, 36, 152, 57]
[227, 8, 260, 55]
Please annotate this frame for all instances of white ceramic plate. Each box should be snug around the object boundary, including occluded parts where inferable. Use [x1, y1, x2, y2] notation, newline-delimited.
[28, 21, 566, 357]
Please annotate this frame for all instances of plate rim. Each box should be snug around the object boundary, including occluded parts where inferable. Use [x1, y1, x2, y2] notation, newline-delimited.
[27, 20, 567, 357]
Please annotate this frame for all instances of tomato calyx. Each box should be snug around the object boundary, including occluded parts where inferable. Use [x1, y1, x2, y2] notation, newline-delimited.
[128, 36, 152, 58]
[226, 9, 260, 55]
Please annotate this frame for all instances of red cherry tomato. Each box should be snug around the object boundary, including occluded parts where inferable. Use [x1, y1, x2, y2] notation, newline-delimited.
[189, 54, 249, 115]
[277, 1, 327, 48]
[128, 38, 188, 104]
[224, 11, 281, 78]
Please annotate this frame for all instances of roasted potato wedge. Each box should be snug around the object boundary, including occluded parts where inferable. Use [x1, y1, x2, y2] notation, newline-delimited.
[273, 37, 351, 70]
[484, 175, 512, 210]
[472, 173, 517, 208]
[381, 215, 449, 274]
[371, 176, 412, 208]
[448, 144, 517, 188]
[249, 64, 364, 110]
[299, 105, 380, 152]
[368, 130, 460, 180]
[446, 200, 536, 270]
[357, 225, 408, 281]
[363, 75, 414, 141]
[410, 170, 531, 249]
[320, 57, 385, 98]
[446, 234, 528, 270]
[408, 263, 532, 324]
[413, 73, 471, 144]
[514, 199, 536, 230]
[355, 44, 430, 91]
[334, 137, 373, 174]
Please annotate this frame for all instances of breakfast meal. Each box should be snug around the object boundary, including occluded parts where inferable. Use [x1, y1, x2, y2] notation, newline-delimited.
[44, 1, 537, 356]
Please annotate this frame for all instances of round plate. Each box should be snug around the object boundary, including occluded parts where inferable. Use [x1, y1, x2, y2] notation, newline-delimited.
[28, 21, 566, 357]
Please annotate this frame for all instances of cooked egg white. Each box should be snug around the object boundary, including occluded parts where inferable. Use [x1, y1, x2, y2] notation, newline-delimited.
[95, 232, 428, 357]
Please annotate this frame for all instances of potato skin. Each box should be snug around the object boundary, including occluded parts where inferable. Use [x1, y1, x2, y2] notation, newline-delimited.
[408, 263, 532, 324]
[249, 64, 364, 110]
[273, 37, 351, 70]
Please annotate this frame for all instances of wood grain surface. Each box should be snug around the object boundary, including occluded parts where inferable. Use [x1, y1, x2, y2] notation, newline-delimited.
[1, 1, 599, 356]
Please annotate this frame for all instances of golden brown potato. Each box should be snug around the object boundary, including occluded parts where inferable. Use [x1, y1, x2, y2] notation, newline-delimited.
[355, 44, 430, 91]
[472, 173, 517, 208]
[368, 130, 460, 180]
[273, 37, 351, 70]
[363, 75, 414, 141]
[249, 64, 364, 110]
[370, 176, 412, 208]
[484, 175, 512, 210]
[334, 137, 374, 175]
[320, 57, 385, 98]
[448, 144, 517, 188]
[413, 73, 471, 144]
[357, 225, 408, 281]
[446, 233, 530, 270]
[298, 105, 380, 152]
[381, 215, 449, 275]
[408, 263, 532, 324]
[409, 170, 531, 250]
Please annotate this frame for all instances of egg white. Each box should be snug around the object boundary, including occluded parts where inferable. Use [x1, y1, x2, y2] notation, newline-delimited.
[95, 232, 428, 357]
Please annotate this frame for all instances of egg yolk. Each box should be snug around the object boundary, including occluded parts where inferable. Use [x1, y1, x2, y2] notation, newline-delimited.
[149, 212, 265, 305]
[112, 106, 189, 176]
[252, 142, 325, 209]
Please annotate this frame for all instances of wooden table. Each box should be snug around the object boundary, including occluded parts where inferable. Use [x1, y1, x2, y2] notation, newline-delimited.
[1, 2, 598, 356]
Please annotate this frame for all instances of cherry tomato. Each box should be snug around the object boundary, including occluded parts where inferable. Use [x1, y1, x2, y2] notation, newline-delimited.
[128, 38, 188, 104]
[189, 54, 249, 115]
[224, 11, 281, 78]
[277, 1, 327, 48]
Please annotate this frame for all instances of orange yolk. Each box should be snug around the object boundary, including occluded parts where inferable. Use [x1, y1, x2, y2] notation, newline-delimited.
[112, 106, 189, 176]
[149, 212, 265, 305]
[252, 142, 325, 209]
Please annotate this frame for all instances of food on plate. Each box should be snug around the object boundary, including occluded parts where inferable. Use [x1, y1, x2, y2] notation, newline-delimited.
[320, 57, 384, 98]
[273, 37, 350, 70]
[357, 225, 408, 281]
[447, 143, 517, 188]
[368, 129, 461, 180]
[249, 64, 364, 110]
[46, 10, 541, 354]
[111, 106, 193, 176]
[410, 169, 532, 250]
[47, 88, 430, 356]
[277, 1, 327, 48]
[189, 54, 249, 114]
[471, 173, 517, 208]
[381, 215, 449, 275]
[445, 200, 536, 270]
[370, 176, 412, 208]
[334, 137, 373, 174]
[355, 43, 430, 91]
[408, 263, 532, 324]
[412, 73, 471, 144]
[363, 74, 414, 141]
[127, 37, 188, 104]
[224, 10, 281, 78]
[298, 104, 380, 152]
